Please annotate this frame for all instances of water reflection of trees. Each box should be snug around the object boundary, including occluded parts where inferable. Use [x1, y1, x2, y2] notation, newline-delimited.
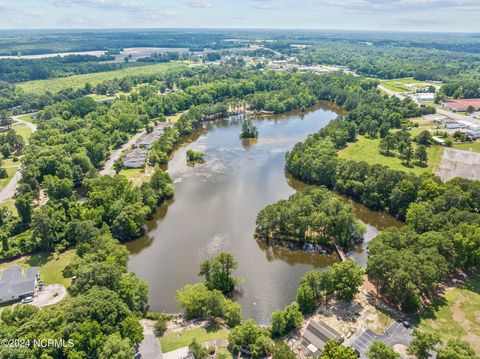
[256, 239, 338, 268]
[126, 199, 173, 254]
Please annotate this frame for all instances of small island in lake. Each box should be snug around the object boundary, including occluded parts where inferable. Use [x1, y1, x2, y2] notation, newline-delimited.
[239, 118, 259, 138]
[255, 187, 365, 252]
[186, 149, 205, 162]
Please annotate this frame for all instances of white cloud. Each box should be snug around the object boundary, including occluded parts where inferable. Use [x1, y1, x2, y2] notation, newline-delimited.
[249, 0, 480, 12]
[183, 0, 212, 8]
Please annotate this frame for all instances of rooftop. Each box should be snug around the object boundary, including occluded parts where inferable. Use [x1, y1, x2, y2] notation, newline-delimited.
[0, 266, 39, 301]
[444, 99, 480, 109]
[303, 320, 342, 352]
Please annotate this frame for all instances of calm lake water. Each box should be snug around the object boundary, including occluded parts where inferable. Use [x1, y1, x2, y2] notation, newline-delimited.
[126, 104, 402, 324]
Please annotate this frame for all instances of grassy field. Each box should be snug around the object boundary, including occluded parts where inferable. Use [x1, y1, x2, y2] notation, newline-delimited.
[119, 168, 146, 181]
[159, 325, 230, 353]
[18, 114, 35, 123]
[11, 123, 33, 143]
[454, 141, 480, 153]
[0, 163, 18, 190]
[0, 250, 76, 288]
[338, 135, 443, 175]
[380, 78, 432, 93]
[418, 273, 480, 354]
[18, 62, 187, 94]
[1, 199, 17, 215]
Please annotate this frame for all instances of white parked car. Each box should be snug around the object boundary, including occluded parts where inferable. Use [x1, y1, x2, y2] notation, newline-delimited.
[21, 296, 34, 304]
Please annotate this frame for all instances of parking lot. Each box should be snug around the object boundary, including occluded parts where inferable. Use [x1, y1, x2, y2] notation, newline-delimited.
[348, 321, 413, 358]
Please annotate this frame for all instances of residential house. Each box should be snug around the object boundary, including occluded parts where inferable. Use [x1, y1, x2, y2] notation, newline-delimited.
[301, 320, 343, 355]
[0, 266, 39, 304]
[122, 148, 147, 168]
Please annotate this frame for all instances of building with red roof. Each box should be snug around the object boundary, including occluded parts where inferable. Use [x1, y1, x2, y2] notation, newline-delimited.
[442, 99, 480, 112]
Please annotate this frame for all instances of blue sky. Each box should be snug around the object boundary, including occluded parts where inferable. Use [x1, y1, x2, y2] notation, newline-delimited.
[0, 0, 479, 32]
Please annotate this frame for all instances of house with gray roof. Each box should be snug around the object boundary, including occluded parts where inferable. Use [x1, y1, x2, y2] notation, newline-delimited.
[122, 148, 148, 168]
[0, 266, 39, 304]
[302, 320, 342, 355]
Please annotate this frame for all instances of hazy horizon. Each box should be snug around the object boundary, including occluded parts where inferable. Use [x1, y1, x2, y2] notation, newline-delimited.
[1, 0, 479, 32]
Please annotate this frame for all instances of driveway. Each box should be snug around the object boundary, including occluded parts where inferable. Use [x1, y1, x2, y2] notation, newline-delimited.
[136, 319, 163, 359]
[162, 347, 190, 359]
[32, 284, 67, 307]
[100, 129, 146, 176]
[348, 321, 413, 358]
[11, 113, 38, 133]
[0, 113, 38, 202]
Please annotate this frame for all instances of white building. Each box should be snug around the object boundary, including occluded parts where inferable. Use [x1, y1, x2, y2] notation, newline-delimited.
[416, 93, 435, 102]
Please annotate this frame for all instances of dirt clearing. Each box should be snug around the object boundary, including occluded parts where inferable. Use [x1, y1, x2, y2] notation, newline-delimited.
[436, 148, 480, 181]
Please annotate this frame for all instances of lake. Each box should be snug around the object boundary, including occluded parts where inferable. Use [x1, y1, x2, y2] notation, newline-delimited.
[127, 104, 402, 324]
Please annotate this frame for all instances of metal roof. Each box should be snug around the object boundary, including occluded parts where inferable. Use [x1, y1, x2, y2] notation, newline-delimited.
[303, 320, 342, 351]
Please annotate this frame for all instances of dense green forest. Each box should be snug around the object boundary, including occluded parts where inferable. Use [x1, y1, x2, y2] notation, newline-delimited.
[296, 42, 480, 80]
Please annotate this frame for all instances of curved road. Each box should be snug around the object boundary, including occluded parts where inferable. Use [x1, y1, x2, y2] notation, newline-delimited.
[0, 113, 37, 203]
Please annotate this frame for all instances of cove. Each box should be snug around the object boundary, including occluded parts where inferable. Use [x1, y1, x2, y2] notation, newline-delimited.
[126, 104, 401, 324]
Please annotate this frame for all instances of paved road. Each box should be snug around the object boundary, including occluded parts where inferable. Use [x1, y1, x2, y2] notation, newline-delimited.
[100, 130, 146, 176]
[377, 85, 406, 100]
[436, 107, 477, 122]
[136, 319, 163, 359]
[0, 113, 38, 202]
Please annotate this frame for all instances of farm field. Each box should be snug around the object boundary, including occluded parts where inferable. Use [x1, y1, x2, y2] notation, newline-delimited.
[418, 273, 480, 354]
[18, 62, 188, 94]
[337, 135, 444, 175]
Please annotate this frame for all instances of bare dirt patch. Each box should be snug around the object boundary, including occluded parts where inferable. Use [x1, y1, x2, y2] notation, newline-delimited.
[436, 148, 480, 181]
[300, 277, 398, 341]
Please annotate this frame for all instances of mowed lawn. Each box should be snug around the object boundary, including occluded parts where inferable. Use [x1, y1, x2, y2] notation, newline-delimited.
[0, 161, 19, 190]
[18, 62, 187, 94]
[380, 78, 432, 93]
[418, 273, 480, 354]
[338, 135, 444, 175]
[454, 141, 480, 153]
[11, 123, 33, 143]
[18, 114, 35, 124]
[0, 249, 76, 288]
[159, 325, 230, 353]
